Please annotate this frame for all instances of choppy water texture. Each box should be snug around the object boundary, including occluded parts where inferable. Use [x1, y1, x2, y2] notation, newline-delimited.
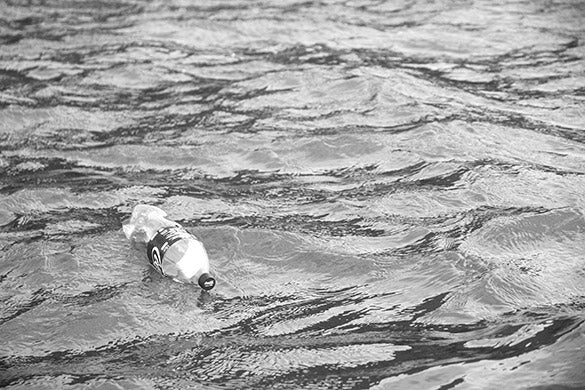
[1, 0, 585, 389]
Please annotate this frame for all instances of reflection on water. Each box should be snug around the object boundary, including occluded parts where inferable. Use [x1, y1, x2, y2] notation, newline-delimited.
[1, 0, 585, 388]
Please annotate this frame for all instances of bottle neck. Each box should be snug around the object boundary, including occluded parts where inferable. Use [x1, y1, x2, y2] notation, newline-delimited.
[197, 273, 216, 290]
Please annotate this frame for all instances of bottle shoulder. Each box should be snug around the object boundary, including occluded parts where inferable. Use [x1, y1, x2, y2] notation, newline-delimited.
[161, 237, 210, 281]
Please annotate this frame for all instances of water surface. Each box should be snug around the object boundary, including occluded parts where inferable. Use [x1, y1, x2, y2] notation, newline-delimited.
[1, 0, 585, 389]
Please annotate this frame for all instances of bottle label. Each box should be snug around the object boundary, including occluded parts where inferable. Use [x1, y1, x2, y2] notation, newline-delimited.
[146, 226, 192, 275]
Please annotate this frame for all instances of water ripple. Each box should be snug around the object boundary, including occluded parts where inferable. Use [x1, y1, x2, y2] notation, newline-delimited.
[2, 0, 585, 388]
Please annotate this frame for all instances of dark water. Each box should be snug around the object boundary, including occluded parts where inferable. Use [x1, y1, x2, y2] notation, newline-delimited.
[1, 0, 585, 388]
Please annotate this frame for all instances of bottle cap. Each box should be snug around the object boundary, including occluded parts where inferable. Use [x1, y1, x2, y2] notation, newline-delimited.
[198, 273, 216, 290]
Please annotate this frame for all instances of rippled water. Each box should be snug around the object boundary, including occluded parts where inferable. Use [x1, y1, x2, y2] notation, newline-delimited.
[1, 0, 585, 389]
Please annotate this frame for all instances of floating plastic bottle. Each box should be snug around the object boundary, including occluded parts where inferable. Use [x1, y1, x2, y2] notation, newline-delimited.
[123, 204, 216, 290]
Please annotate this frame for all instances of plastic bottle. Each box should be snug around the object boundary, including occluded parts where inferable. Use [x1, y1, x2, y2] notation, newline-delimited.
[123, 204, 216, 290]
